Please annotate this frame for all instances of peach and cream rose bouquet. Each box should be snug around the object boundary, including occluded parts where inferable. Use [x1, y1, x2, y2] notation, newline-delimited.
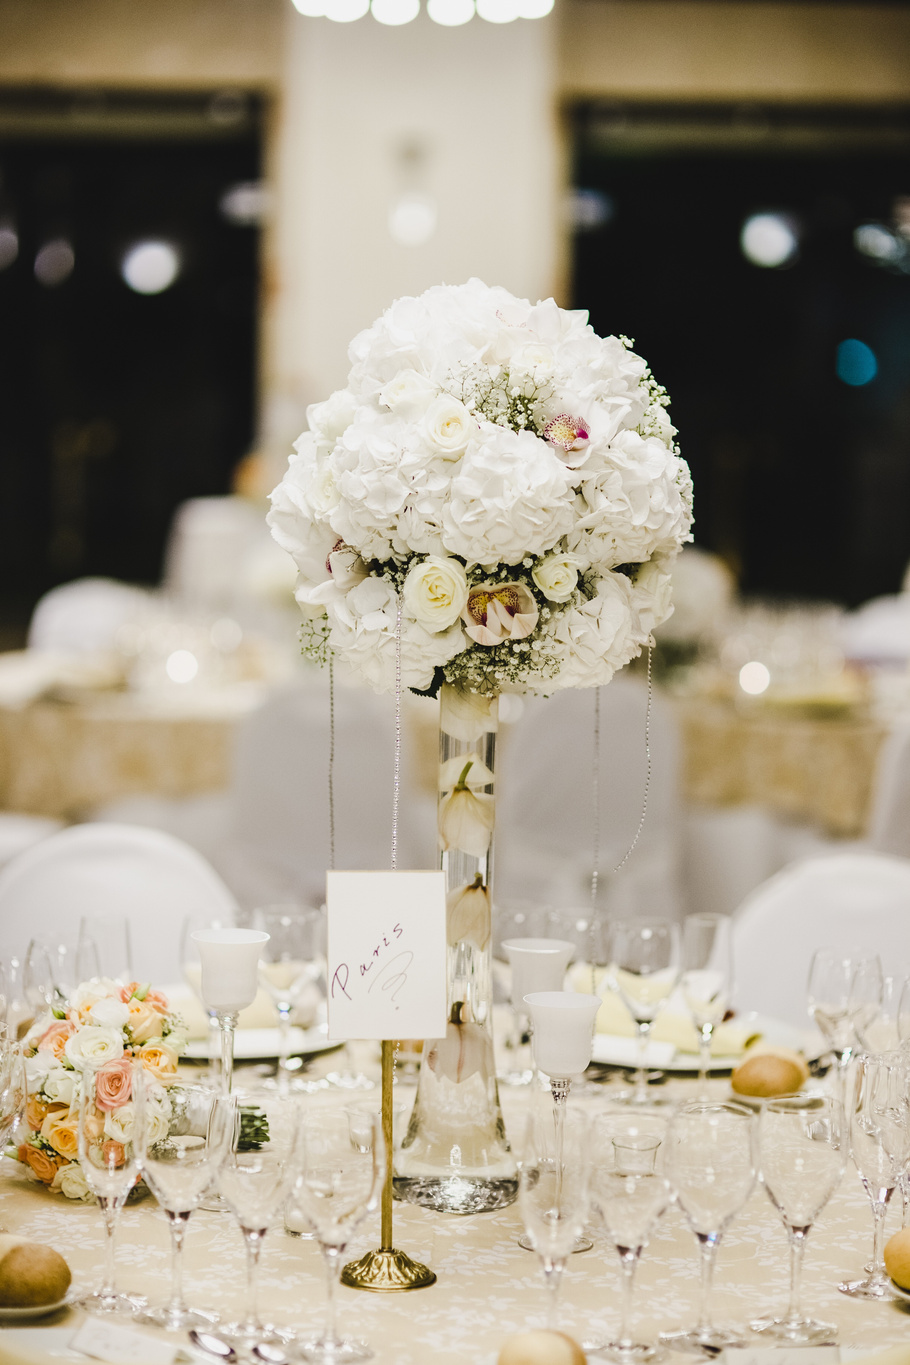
[14, 978, 187, 1201]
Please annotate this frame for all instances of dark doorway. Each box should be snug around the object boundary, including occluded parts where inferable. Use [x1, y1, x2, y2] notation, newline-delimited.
[0, 88, 263, 640]
[571, 102, 910, 606]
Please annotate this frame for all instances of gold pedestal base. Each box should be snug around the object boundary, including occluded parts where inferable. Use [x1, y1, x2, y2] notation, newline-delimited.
[341, 1248, 437, 1292]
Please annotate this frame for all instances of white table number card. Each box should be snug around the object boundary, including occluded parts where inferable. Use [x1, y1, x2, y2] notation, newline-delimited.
[326, 870, 448, 1041]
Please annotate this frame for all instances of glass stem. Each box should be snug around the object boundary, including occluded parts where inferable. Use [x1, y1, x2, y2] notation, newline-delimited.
[277, 1005, 292, 1096]
[241, 1227, 266, 1332]
[551, 1080, 569, 1208]
[634, 1020, 651, 1102]
[786, 1226, 808, 1323]
[207, 1011, 220, 1085]
[617, 1249, 639, 1348]
[98, 1196, 119, 1300]
[166, 1210, 190, 1314]
[903, 1177, 910, 1230]
[695, 1232, 719, 1335]
[219, 1011, 238, 1095]
[871, 1194, 891, 1276]
[321, 1245, 343, 1346]
[697, 1023, 714, 1098]
[541, 1256, 565, 1331]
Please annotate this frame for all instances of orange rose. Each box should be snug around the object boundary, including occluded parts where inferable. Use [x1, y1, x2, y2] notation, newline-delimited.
[37, 1020, 76, 1061]
[83, 1110, 106, 1142]
[139, 1042, 178, 1086]
[101, 1140, 125, 1168]
[26, 1096, 49, 1132]
[41, 1111, 79, 1160]
[143, 989, 170, 1015]
[127, 999, 164, 1045]
[23, 1144, 61, 1184]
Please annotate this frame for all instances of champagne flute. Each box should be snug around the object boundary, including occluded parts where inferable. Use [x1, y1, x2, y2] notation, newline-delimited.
[680, 914, 733, 1098]
[292, 1108, 385, 1363]
[78, 915, 133, 984]
[216, 1089, 301, 1350]
[605, 919, 680, 1105]
[253, 904, 327, 1095]
[807, 949, 882, 1104]
[586, 1109, 672, 1362]
[135, 1076, 234, 1330]
[839, 1052, 906, 1300]
[23, 941, 55, 1018]
[518, 1105, 591, 1333]
[660, 1101, 756, 1354]
[752, 1094, 847, 1343]
[73, 1058, 146, 1317]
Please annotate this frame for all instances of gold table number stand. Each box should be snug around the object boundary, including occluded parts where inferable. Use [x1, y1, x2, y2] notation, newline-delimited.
[340, 1040, 437, 1292]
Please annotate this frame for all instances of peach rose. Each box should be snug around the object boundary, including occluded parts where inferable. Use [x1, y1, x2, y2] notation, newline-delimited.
[83, 1110, 106, 1142]
[37, 1020, 76, 1061]
[139, 1042, 178, 1086]
[127, 999, 164, 1045]
[23, 1144, 61, 1184]
[95, 1058, 133, 1112]
[41, 1110, 79, 1160]
[101, 1139, 126, 1168]
[143, 989, 170, 1015]
[26, 1096, 50, 1131]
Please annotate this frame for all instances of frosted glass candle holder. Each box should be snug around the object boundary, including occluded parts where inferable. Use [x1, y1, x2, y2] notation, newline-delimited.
[524, 990, 601, 1085]
[191, 928, 269, 1093]
[503, 938, 575, 1005]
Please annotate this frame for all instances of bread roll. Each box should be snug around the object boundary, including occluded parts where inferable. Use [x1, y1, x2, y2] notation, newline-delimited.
[731, 1053, 806, 1099]
[498, 1330, 587, 1365]
[0, 1236, 71, 1307]
[885, 1229, 910, 1289]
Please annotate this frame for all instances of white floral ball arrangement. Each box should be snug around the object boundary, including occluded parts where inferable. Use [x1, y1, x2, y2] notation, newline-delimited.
[268, 279, 694, 696]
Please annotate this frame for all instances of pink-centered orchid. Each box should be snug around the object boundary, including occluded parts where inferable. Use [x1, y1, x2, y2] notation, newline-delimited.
[544, 412, 590, 454]
[462, 582, 538, 647]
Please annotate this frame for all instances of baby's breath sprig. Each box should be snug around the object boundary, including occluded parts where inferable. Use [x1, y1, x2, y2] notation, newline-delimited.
[453, 366, 554, 439]
[299, 615, 332, 667]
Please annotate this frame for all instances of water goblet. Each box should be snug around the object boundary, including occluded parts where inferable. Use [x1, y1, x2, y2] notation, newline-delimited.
[586, 1109, 672, 1362]
[292, 1108, 385, 1363]
[73, 1058, 146, 1317]
[254, 903, 328, 1095]
[660, 1100, 756, 1355]
[501, 938, 575, 1086]
[680, 913, 733, 1098]
[518, 1105, 591, 1332]
[135, 1076, 235, 1330]
[807, 949, 882, 1105]
[605, 919, 680, 1105]
[839, 1051, 907, 1299]
[23, 940, 56, 1018]
[216, 1089, 301, 1350]
[751, 1094, 847, 1343]
[191, 928, 269, 1094]
[0, 1039, 26, 1148]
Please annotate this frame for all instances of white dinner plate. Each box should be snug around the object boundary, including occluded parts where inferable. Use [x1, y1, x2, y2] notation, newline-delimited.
[0, 1295, 73, 1321]
[183, 1025, 340, 1062]
[590, 1013, 816, 1074]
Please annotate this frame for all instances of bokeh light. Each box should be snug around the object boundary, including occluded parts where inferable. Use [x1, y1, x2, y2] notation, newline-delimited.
[739, 212, 799, 268]
[34, 239, 75, 287]
[165, 649, 199, 684]
[388, 192, 437, 247]
[427, 0, 474, 22]
[324, 0, 370, 20]
[739, 661, 771, 695]
[372, 0, 420, 22]
[836, 338, 878, 387]
[476, 0, 520, 21]
[121, 241, 181, 295]
[0, 225, 18, 271]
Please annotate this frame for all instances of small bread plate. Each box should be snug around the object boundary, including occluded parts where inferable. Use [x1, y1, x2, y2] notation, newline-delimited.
[590, 1013, 817, 1075]
[0, 1293, 74, 1321]
[184, 1025, 340, 1063]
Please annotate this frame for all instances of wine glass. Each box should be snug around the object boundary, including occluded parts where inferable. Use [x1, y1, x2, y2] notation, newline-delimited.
[291, 1107, 385, 1363]
[253, 903, 327, 1095]
[680, 914, 733, 1098]
[605, 918, 680, 1105]
[74, 1058, 146, 1317]
[586, 1109, 672, 1362]
[23, 940, 56, 1018]
[0, 1039, 26, 1149]
[135, 1075, 234, 1330]
[79, 915, 133, 984]
[839, 1051, 907, 1300]
[807, 949, 882, 1104]
[660, 1101, 756, 1354]
[752, 1094, 847, 1343]
[215, 1089, 301, 1350]
[518, 1105, 591, 1333]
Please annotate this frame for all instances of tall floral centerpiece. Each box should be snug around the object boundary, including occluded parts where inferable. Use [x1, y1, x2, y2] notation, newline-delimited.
[268, 279, 693, 1213]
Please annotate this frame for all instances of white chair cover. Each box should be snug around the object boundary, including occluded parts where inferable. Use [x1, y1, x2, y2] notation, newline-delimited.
[868, 722, 910, 860]
[731, 851, 910, 1027]
[841, 594, 910, 663]
[27, 578, 152, 655]
[0, 823, 237, 984]
[0, 814, 64, 870]
[495, 675, 683, 919]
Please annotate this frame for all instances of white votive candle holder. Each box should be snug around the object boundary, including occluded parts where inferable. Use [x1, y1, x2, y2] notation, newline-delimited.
[523, 990, 601, 1096]
[191, 928, 269, 1093]
[503, 938, 575, 1004]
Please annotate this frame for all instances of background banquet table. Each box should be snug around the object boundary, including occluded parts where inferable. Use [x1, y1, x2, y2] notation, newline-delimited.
[2, 1068, 910, 1365]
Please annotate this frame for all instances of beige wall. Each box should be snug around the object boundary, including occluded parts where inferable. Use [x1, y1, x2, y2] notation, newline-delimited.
[558, 1, 910, 103]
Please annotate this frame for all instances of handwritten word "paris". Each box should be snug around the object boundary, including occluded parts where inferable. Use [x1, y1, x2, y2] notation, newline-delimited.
[331, 923, 404, 1002]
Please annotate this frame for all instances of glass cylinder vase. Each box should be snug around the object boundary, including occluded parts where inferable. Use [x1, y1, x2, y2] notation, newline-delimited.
[394, 684, 518, 1214]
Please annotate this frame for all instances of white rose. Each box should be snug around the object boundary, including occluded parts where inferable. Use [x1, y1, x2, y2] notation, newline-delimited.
[633, 556, 676, 636]
[378, 369, 437, 414]
[88, 997, 130, 1029]
[43, 1066, 76, 1107]
[24, 1054, 48, 1092]
[532, 552, 583, 603]
[64, 1026, 125, 1072]
[52, 1162, 93, 1202]
[306, 388, 356, 442]
[403, 557, 468, 631]
[103, 1101, 139, 1145]
[423, 397, 475, 458]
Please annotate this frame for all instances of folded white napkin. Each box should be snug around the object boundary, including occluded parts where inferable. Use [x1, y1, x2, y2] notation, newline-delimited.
[591, 1035, 676, 1069]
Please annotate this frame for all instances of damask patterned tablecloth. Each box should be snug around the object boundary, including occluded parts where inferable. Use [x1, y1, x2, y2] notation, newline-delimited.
[2, 1075, 910, 1365]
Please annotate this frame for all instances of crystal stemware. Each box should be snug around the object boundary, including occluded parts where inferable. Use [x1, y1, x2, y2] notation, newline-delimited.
[191, 928, 269, 1094]
[292, 1107, 385, 1363]
[752, 1094, 847, 1343]
[518, 1105, 591, 1333]
[78, 914, 133, 984]
[216, 1089, 301, 1350]
[181, 913, 228, 1084]
[839, 1051, 906, 1300]
[680, 913, 733, 1098]
[586, 1109, 672, 1362]
[501, 938, 575, 1087]
[135, 1076, 235, 1330]
[253, 903, 328, 1095]
[807, 949, 882, 1105]
[660, 1101, 756, 1356]
[73, 1058, 146, 1317]
[605, 919, 680, 1105]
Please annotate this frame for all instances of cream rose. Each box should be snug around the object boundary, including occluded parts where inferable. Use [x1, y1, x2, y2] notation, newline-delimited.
[532, 552, 583, 604]
[88, 997, 130, 1030]
[403, 557, 469, 632]
[52, 1161, 93, 1202]
[64, 1026, 125, 1071]
[127, 1000, 164, 1045]
[424, 396, 475, 458]
[43, 1065, 76, 1107]
[41, 1110, 79, 1160]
